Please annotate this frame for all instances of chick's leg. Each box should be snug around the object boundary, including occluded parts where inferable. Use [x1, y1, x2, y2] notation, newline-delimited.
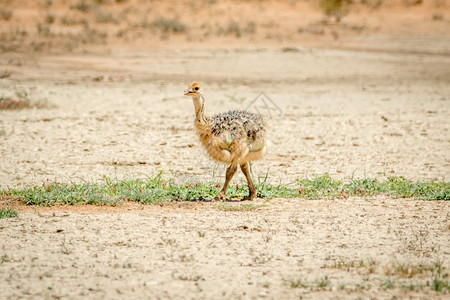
[215, 163, 237, 201]
[240, 162, 256, 200]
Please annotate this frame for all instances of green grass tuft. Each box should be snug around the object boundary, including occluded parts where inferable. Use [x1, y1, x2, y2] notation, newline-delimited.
[431, 278, 450, 292]
[382, 279, 395, 290]
[0, 207, 18, 218]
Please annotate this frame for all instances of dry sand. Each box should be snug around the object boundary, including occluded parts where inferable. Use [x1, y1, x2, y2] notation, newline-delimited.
[0, 44, 449, 186]
[1, 198, 449, 299]
[1, 0, 450, 299]
[1, 41, 449, 299]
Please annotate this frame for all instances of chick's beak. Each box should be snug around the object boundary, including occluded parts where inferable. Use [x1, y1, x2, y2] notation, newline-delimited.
[184, 89, 193, 96]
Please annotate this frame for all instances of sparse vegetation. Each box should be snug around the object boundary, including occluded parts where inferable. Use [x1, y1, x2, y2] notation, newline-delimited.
[225, 20, 242, 38]
[0, 9, 13, 21]
[382, 279, 395, 290]
[70, 0, 91, 12]
[316, 276, 331, 289]
[289, 278, 307, 288]
[323, 257, 450, 293]
[151, 17, 187, 34]
[77, 28, 108, 44]
[432, 13, 443, 21]
[384, 259, 448, 279]
[404, 0, 423, 6]
[60, 17, 88, 27]
[0, 95, 30, 110]
[217, 203, 263, 212]
[323, 257, 378, 274]
[0, 88, 51, 110]
[1, 254, 10, 263]
[380, 277, 450, 292]
[45, 14, 55, 25]
[2, 173, 448, 206]
[287, 276, 331, 290]
[0, 0, 442, 54]
[95, 11, 119, 24]
[251, 252, 273, 265]
[0, 70, 12, 79]
[319, 0, 387, 21]
[432, 278, 450, 292]
[0, 207, 18, 218]
[319, 0, 352, 22]
[215, 20, 256, 38]
[37, 23, 52, 37]
[176, 273, 203, 281]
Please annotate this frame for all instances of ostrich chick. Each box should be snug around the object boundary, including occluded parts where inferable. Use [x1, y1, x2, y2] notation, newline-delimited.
[184, 82, 267, 201]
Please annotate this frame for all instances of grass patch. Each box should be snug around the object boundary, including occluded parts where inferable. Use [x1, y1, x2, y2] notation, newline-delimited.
[294, 174, 449, 200]
[215, 20, 257, 38]
[323, 257, 378, 274]
[0, 88, 51, 110]
[95, 11, 119, 24]
[319, 0, 351, 22]
[432, 278, 450, 292]
[332, 258, 449, 293]
[217, 203, 263, 212]
[60, 17, 88, 27]
[384, 259, 448, 279]
[0, 95, 31, 110]
[70, 0, 92, 12]
[287, 276, 331, 290]
[2, 173, 448, 206]
[316, 276, 331, 289]
[289, 278, 308, 288]
[0, 207, 18, 218]
[0, 9, 13, 21]
[382, 279, 395, 290]
[380, 277, 449, 293]
[151, 18, 187, 34]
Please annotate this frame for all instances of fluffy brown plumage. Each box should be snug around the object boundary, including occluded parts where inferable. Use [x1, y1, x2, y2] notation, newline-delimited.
[211, 110, 266, 144]
[184, 82, 267, 201]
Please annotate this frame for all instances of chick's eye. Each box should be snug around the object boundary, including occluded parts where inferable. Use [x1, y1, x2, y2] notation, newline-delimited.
[194, 87, 199, 91]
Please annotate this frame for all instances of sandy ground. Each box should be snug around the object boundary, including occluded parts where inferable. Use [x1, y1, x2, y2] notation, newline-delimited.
[1, 37, 449, 299]
[0, 198, 449, 299]
[1, 1, 450, 299]
[1, 39, 449, 187]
